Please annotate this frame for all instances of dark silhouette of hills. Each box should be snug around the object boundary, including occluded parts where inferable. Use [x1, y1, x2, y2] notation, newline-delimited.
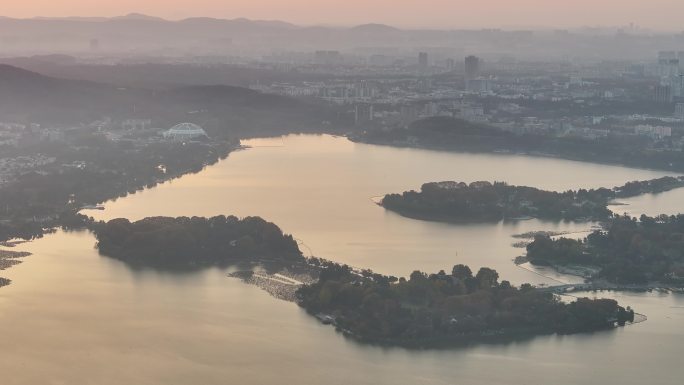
[0, 64, 331, 133]
[0, 64, 132, 122]
[350, 23, 401, 33]
[0, 14, 678, 61]
[0, 14, 302, 35]
[0, 56, 322, 88]
[31, 13, 165, 22]
[111, 13, 166, 22]
[0, 14, 403, 49]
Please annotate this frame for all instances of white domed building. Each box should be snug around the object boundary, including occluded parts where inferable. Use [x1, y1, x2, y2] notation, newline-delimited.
[162, 123, 208, 141]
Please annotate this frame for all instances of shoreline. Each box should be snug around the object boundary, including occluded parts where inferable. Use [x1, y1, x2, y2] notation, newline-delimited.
[0, 246, 33, 287]
[349, 136, 684, 176]
[515, 257, 684, 294]
[228, 268, 317, 303]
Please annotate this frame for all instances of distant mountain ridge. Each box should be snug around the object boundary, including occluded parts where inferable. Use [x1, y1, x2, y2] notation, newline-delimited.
[349, 23, 401, 33]
[110, 13, 167, 22]
[0, 14, 667, 61]
[0, 13, 410, 35]
[2, 14, 304, 29]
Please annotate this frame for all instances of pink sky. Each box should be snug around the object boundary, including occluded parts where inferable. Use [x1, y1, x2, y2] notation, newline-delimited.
[4, 0, 684, 30]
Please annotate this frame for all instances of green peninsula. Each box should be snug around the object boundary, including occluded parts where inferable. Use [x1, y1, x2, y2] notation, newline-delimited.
[297, 263, 635, 347]
[526, 214, 684, 285]
[381, 177, 684, 223]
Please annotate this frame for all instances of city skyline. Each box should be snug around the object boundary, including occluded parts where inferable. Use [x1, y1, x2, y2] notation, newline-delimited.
[3, 0, 684, 31]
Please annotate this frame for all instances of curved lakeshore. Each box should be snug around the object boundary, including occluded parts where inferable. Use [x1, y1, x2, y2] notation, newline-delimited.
[1, 135, 683, 384]
[82, 213, 641, 348]
[351, 116, 684, 173]
[0, 247, 32, 286]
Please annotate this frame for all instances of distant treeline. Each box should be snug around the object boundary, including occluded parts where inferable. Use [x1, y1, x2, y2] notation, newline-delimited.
[297, 263, 634, 347]
[381, 177, 684, 223]
[91, 216, 303, 269]
[353, 116, 684, 172]
[527, 214, 684, 285]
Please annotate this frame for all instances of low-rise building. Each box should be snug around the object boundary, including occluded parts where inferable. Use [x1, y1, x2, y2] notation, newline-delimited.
[162, 123, 209, 141]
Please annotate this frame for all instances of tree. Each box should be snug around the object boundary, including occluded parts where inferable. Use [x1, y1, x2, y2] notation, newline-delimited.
[409, 270, 427, 282]
[475, 267, 499, 289]
[451, 264, 473, 280]
[520, 283, 535, 292]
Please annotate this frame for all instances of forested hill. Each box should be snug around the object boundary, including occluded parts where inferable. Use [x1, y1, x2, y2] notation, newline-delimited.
[0, 64, 334, 135]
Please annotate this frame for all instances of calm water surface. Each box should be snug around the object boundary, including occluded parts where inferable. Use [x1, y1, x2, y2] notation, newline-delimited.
[1, 134, 682, 384]
[87, 134, 680, 283]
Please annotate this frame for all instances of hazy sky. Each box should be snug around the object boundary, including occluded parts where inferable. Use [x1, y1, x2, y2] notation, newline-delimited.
[4, 0, 684, 30]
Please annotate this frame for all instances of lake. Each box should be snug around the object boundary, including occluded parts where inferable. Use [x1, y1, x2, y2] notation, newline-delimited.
[1, 134, 682, 384]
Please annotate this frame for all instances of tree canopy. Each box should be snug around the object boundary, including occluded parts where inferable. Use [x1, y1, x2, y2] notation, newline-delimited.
[92, 215, 303, 269]
[527, 214, 684, 284]
[297, 263, 634, 347]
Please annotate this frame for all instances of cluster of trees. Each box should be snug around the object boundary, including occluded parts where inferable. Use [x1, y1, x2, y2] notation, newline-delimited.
[0, 221, 50, 243]
[527, 214, 684, 284]
[614, 176, 684, 198]
[382, 180, 613, 222]
[297, 263, 633, 347]
[381, 177, 684, 224]
[91, 215, 303, 269]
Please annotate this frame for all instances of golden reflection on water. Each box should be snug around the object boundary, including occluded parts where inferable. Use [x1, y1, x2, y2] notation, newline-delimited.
[88, 134, 674, 283]
[2, 135, 683, 385]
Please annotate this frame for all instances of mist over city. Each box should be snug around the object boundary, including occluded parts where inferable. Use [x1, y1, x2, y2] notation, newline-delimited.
[1, 2, 683, 385]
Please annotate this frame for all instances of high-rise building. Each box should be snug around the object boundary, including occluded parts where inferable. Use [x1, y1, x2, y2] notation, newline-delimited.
[655, 84, 672, 103]
[353, 81, 376, 99]
[656, 52, 684, 101]
[465, 55, 481, 81]
[675, 103, 684, 120]
[658, 51, 680, 78]
[466, 78, 492, 94]
[355, 103, 374, 125]
[418, 52, 429, 70]
[400, 104, 421, 124]
[445, 58, 455, 72]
